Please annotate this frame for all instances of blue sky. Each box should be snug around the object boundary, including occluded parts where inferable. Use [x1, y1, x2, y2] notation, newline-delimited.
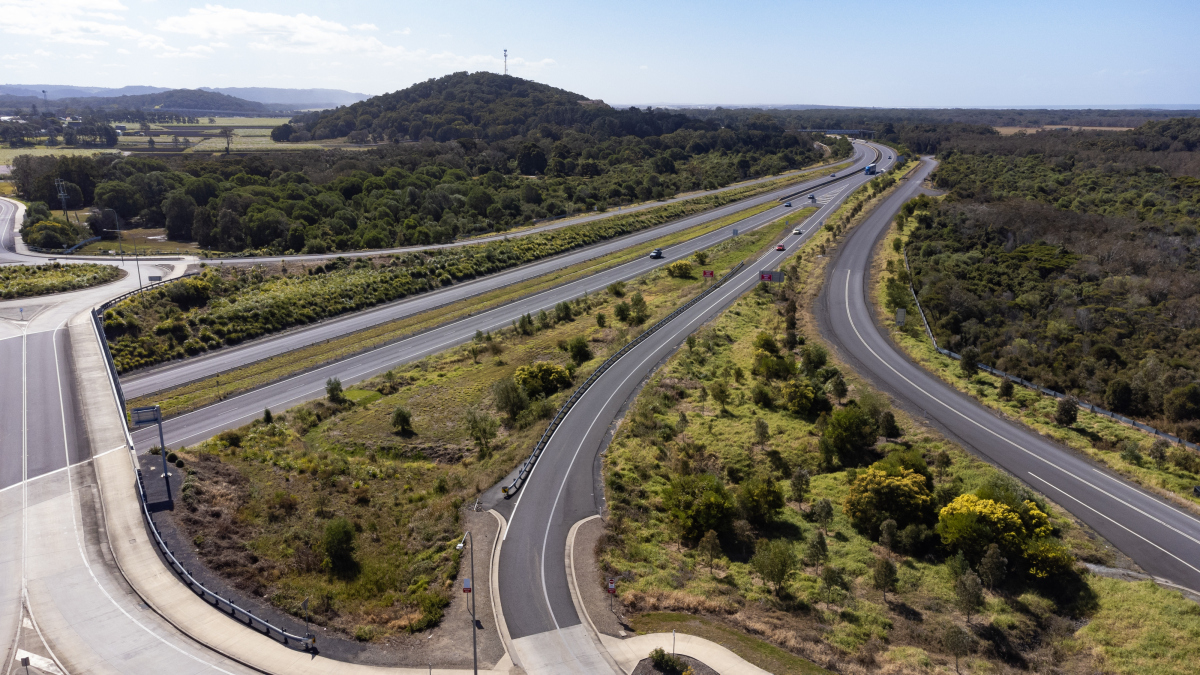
[2, 0, 1197, 107]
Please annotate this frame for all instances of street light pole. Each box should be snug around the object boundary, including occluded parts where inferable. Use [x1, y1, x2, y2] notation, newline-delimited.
[456, 532, 477, 675]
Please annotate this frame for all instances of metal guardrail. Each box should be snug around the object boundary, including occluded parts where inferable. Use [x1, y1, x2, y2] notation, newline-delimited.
[504, 260, 747, 497]
[902, 249, 1200, 453]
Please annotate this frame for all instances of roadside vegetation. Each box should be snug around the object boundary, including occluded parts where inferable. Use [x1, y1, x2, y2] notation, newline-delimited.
[166, 211, 794, 644]
[103, 178, 812, 373]
[0, 262, 120, 298]
[598, 164, 1200, 675]
[18, 200, 92, 250]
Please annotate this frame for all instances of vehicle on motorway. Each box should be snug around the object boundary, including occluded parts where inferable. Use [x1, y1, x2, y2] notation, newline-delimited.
[784, 201, 792, 207]
[809, 194, 816, 202]
[864, 163, 878, 175]
[648, 248, 664, 259]
[831, 173, 836, 177]
[775, 244, 786, 251]
[792, 227, 803, 235]
[888, 155, 892, 159]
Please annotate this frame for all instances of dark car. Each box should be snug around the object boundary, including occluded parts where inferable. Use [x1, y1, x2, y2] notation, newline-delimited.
[784, 201, 792, 207]
[649, 248, 664, 259]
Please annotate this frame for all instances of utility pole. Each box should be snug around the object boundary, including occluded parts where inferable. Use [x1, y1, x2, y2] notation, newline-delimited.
[503, 49, 508, 76]
[54, 178, 76, 224]
[456, 533, 478, 675]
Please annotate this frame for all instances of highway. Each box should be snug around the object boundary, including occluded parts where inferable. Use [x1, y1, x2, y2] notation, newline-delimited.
[816, 158, 1200, 593]
[127, 151, 882, 451]
[121, 145, 876, 400]
[483, 143, 898, 673]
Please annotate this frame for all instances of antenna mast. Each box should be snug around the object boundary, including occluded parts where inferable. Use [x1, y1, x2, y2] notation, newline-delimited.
[504, 49, 508, 76]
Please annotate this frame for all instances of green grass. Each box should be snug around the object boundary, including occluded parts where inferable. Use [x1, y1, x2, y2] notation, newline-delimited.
[129, 203, 806, 419]
[0, 262, 122, 298]
[73, 228, 201, 256]
[1077, 577, 1200, 674]
[166, 117, 293, 127]
[0, 147, 120, 165]
[630, 613, 832, 675]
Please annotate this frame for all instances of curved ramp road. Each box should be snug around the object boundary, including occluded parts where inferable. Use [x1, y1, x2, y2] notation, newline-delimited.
[122, 145, 877, 400]
[486, 144, 897, 674]
[818, 158, 1200, 592]
[129, 145, 884, 451]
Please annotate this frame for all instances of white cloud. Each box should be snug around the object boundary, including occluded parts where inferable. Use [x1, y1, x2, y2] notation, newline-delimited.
[393, 27, 412, 36]
[0, 0, 144, 46]
[33, 49, 52, 57]
[352, 23, 377, 31]
[156, 5, 389, 54]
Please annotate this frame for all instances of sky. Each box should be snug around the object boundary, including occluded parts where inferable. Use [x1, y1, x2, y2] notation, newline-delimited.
[1, 0, 1198, 108]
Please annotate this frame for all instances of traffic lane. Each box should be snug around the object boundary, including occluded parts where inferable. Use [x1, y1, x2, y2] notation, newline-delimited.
[837, 266, 1200, 590]
[122, 155, 874, 399]
[24, 329, 71, 480]
[823, 158, 1200, 591]
[121, 188, 804, 399]
[0, 198, 21, 263]
[0, 334, 22, 489]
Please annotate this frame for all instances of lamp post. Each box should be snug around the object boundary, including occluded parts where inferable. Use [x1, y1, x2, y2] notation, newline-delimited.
[456, 532, 478, 675]
[103, 208, 141, 291]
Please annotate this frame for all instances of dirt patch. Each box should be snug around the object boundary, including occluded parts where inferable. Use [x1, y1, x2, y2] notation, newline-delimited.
[632, 653, 719, 675]
[575, 516, 631, 637]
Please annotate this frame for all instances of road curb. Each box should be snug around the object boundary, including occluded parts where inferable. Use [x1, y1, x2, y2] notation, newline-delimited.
[564, 515, 622, 673]
[486, 509, 520, 673]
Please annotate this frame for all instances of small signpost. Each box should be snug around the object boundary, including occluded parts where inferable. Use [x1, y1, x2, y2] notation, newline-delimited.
[759, 271, 784, 283]
[732, 228, 738, 236]
[463, 578, 473, 594]
[607, 578, 616, 611]
[702, 270, 714, 278]
[148, 275, 162, 282]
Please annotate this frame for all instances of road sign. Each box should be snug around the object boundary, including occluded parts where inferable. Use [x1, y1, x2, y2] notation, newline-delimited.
[131, 405, 162, 425]
[607, 578, 616, 594]
[463, 578, 473, 594]
[759, 271, 784, 283]
[148, 275, 162, 282]
[702, 270, 714, 278]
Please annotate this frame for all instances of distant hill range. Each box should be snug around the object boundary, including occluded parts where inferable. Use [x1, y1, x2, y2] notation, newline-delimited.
[0, 84, 370, 111]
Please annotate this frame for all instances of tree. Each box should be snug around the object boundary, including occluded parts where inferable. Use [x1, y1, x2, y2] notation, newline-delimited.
[1165, 383, 1200, 422]
[999, 378, 1015, 399]
[821, 405, 878, 467]
[492, 377, 529, 423]
[932, 450, 952, 477]
[880, 519, 898, 550]
[628, 292, 649, 324]
[693, 250, 708, 266]
[871, 556, 898, 601]
[1054, 397, 1077, 426]
[978, 544, 1007, 589]
[665, 260, 693, 278]
[218, 127, 234, 153]
[1148, 439, 1170, 468]
[94, 181, 144, 219]
[465, 407, 498, 457]
[937, 493, 1051, 561]
[513, 361, 572, 398]
[1105, 378, 1132, 412]
[162, 190, 197, 241]
[751, 539, 797, 596]
[789, 468, 810, 504]
[812, 498, 834, 533]
[613, 301, 631, 323]
[959, 346, 980, 378]
[954, 570, 985, 624]
[391, 406, 413, 434]
[805, 529, 828, 568]
[697, 529, 721, 575]
[262, 408, 273, 424]
[663, 473, 736, 540]
[596, 312, 606, 328]
[517, 143, 547, 175]
[754, 417, 770, 447]
[709, 380, 731, 412]
[824, 374, 847, 404]
[325, 377, 345, 404]
[780, 379, 814, 415]
[943, 624, 972, 674]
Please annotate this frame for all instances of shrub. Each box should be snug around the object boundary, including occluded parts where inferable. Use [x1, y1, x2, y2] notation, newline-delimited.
[780, 379, 814, 415]
[391, 406, 413, 434]
[937, 493, 1052, 562]
[663, 473, 736, 540]
[649, 647, 686, 674]
[216, 429, 242, 447]
[750, 382, 774, 408]
[513, 361, 572, 399]
[844, 467, 933, 537]
[565, 336, 593, 365]
[737, 475, 785, 526]
[325, 377, 345, 404]
[821, 405, 878, 467]
[751, 538, 797, 596]
[958, 346, 980, 377]
[1054, 397, 1077, 426]
[999, 378, 1015, 399]
[321, 517, 356, 574]
[665, 260, 694, 278]
[492, 377, 530, 422]
[596, 312, 606, 328]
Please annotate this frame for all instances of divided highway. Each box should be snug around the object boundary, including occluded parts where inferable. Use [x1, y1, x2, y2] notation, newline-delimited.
[818, 158, 1200, 592]
[122, 145, 876, 400]
[485, 144, 898, 673]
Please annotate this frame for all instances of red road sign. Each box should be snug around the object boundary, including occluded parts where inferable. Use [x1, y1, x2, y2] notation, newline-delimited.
[702, 270, 714, 278]
[759, 271, 784, 283]
[607, 578, 616, 594]
[463, 578, 473, 594]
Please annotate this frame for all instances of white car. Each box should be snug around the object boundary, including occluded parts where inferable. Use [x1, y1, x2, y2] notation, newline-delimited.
[792, 227, 803, 235]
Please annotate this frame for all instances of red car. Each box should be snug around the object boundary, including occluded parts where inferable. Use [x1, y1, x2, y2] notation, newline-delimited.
[775, 244, 785, 251]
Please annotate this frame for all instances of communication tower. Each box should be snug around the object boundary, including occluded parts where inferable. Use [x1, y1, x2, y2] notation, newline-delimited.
[504, 49, 508, 76]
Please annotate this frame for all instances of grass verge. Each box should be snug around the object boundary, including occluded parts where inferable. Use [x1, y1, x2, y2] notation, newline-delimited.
[130, 203, 809, 419]
[630, 612, 832, 675]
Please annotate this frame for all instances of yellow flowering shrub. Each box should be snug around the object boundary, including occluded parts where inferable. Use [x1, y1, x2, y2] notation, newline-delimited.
[937, 494, 1027, 555]
[844, 467, 933, 536]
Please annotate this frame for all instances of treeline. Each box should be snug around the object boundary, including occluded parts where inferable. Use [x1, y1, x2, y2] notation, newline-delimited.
[11, 76, 841, 255]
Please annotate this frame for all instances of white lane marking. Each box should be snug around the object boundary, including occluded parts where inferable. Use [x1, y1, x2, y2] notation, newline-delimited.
[49, 325, 243, 674]
[1089, 467, 1200, 533]
[841, 262, 1200, 554]
[1029, 472, 1200, 577]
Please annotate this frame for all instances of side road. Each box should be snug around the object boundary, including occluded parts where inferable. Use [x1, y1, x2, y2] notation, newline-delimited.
[65, 302, 515, 675]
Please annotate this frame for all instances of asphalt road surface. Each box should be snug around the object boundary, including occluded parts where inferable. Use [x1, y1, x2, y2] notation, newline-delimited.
[121, 146, 877, 400]
[817, 157, 1200, 592]
[129, 146, 884, 451]
[486, 145, 897, 669]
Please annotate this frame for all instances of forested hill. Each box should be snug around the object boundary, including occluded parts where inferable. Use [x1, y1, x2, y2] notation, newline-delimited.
[0, 89, 269, 113]
[295, 71, 711, 142]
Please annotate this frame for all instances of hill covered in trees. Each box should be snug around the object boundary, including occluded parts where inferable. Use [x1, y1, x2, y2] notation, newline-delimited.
[0, 88, 270, 114]
[10, 72, 844, 255]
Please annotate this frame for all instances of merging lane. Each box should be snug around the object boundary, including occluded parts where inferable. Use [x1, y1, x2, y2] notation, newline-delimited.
[818, 158, 1200, 592]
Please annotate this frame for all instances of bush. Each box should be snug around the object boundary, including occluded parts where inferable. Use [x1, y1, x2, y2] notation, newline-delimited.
[1054, 397, 1077, 426]
[649, 647, 686, 674]
[750, 382, 774, 408]
[959, 346, 980, 377]
[844, 467, 933, 537]
[937, 493, 1052, 564]
[596, 312, 606, 328]
[492, 377, 529, 422]
[513, 361, 572, 399]
[665, 260, 694, 278]
[751, 538, 797, 596]
[325, 377, 345, 404]
[322, 517, 356, 573]
[737, 475, 785, 526]
[821, 405, 878, 467]
[663, 473, 736, 540]
[565, 336, 593, 365]
[998, 378, 1015, 399]
[391, 406, 413, 434]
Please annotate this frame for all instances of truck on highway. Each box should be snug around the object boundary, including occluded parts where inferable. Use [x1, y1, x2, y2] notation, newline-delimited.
[864, 163, 878, 175]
